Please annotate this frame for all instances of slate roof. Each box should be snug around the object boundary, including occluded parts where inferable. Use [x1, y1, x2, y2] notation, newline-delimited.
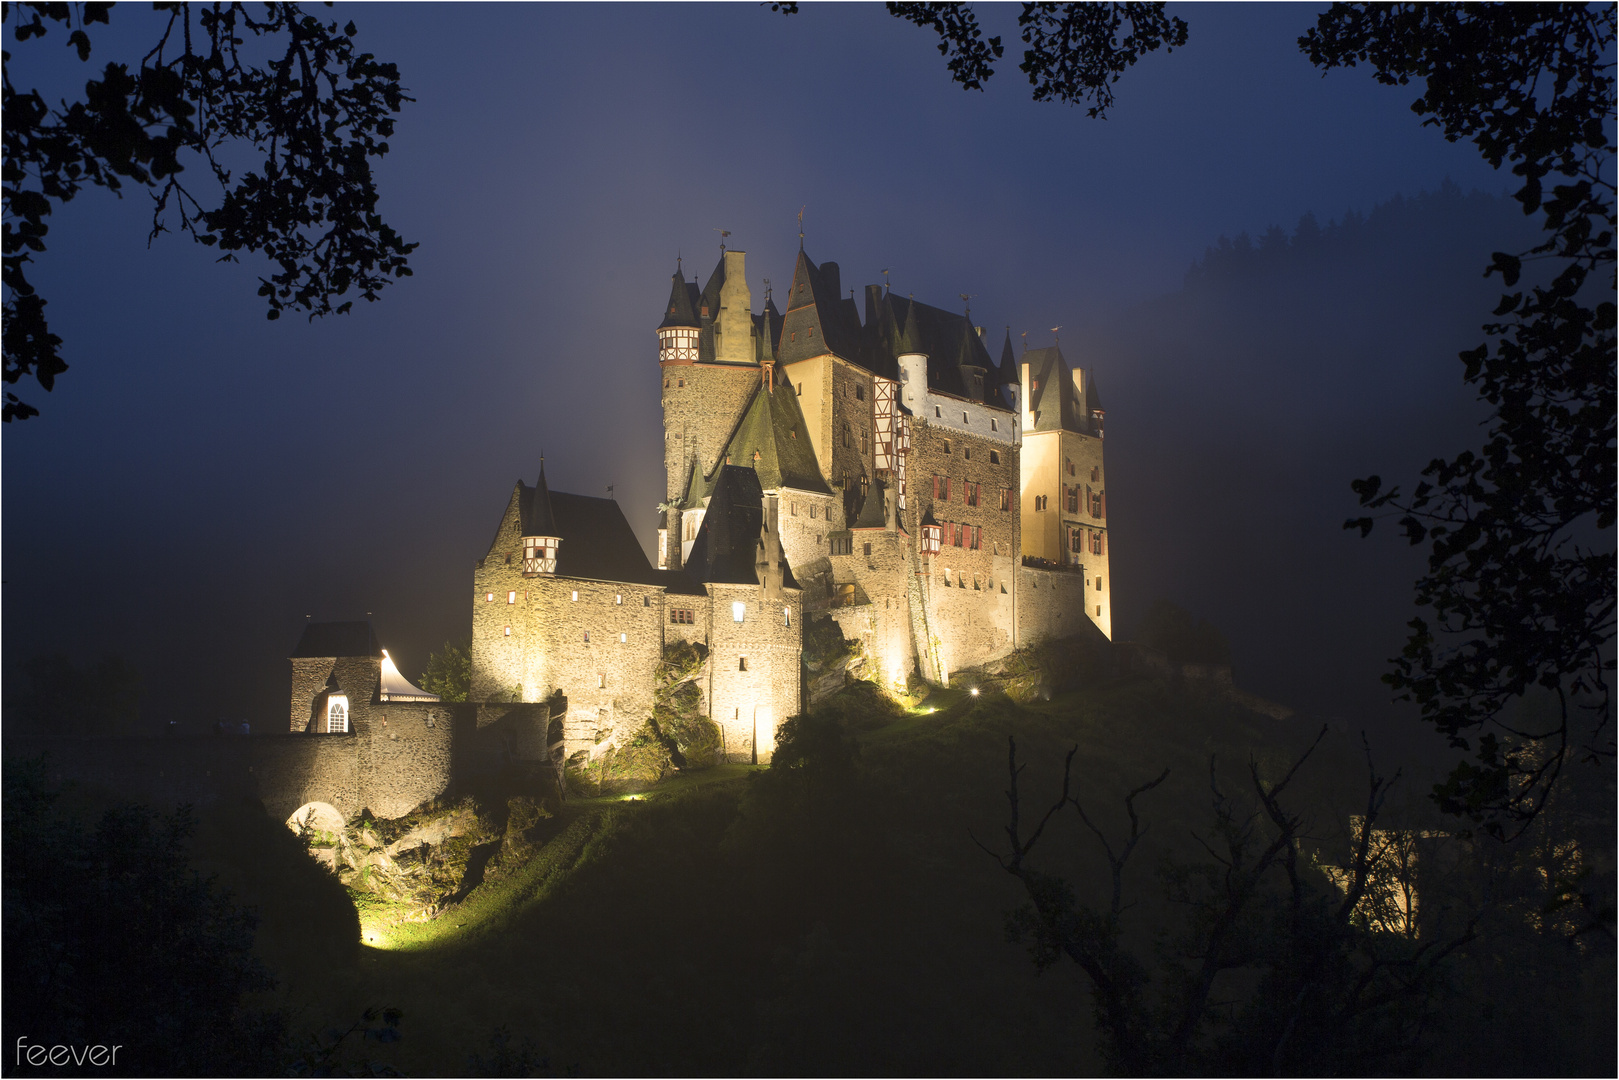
[684, 465, 801, 589]
[546, 491, 666, 585]
[686, 376, 832, 507]
[292, 621, 380, 658]
[1023, 345, 1096, 434]
[520, 462, 559, 536]
[657, 263, 699, 330]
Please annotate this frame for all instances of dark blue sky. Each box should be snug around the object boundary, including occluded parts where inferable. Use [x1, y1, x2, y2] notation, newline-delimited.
[4, 4, 1518, 734]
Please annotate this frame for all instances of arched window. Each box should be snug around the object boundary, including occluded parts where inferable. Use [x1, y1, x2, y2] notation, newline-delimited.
[327, 698, 348, 733]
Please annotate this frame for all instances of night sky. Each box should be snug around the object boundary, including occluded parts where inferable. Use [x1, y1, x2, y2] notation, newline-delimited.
[4, 3, 1520, 743]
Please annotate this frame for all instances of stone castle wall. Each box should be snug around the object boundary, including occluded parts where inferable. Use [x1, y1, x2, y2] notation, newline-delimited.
[662, 363, 760, 501]
[704, 582, 803, 762]
[1016, 564, 1095, 645]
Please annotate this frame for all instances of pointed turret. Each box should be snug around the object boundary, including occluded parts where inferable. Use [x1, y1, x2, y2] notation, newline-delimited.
[520, 461, 561, 575]
[998, 328, 1018, 386]
[657, 261, 701, 363]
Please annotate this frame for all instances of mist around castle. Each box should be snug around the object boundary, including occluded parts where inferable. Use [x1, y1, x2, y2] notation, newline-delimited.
[4, 5, 1613, 1077]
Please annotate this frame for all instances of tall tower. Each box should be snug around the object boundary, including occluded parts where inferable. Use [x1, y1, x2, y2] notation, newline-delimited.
[658, 249, 765, 569]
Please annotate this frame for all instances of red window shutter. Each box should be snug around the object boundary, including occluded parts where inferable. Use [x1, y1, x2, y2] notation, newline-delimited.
[1100, 491, 1106, 519]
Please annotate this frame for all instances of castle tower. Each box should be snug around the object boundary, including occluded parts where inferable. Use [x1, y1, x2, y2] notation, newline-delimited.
[659, 250, 763, 569]
[520, 460, 562, 575]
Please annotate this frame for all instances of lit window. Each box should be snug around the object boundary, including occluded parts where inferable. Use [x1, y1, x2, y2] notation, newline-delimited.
[616, 594, 622, 605]
[508, 591, 516, 604]
[571, 590, 579, 601]
[732, 601, 746, 623]
[599, 673, 606, 688]
[504, 626, 511, 637]
[943, 568, 953, 585]
[584, 630, 590, 642]
[327, 697, 348, 733]
[620, 632, 627, 642]
[486, 593, 494, 602]
[784, 608, 791, 627]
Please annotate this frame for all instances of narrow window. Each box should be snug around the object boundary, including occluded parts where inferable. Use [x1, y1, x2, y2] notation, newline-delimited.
[856, 385, 865, 401]
[964, 447, 971, 460]
[784, 608, 792, 627]
[328, 700, 347, 732]
[792, 502, 798, 516]
[485, 592, 494, 602]
[963, 411, 969, 423]
[990, 450, 1000, 465]
[991, 418, 998, 432]
[616, 594, 622, 605]
[504, 626, 511, 637]
[810, 505, 818, 520]
[739, 657, 748, 671]
[1097, 577, 1104, 591]
[571, 590, 579, 601]
[732, 601, 746, 623]
[1097, 605, 1103, 617]
[643, 595, 651, 607]
[943, 439, 951, 455]
[934, 405, 941, 418]
[863, 542, 871, 557]
[584, 630, 590, 643]
[507, 591, 516, 604]
[678, 378, 684, 388]
[598, 673, 607, 688]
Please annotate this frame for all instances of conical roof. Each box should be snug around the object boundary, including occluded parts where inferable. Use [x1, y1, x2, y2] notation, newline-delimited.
[657, 262, 699, 329]
[521, 461, 559, 536]
[998, 328, 1018, 385]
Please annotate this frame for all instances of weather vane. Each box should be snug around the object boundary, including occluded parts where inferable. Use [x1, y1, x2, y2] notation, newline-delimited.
[797, 206, 806, 249]
[882, 268, 891, 291]
[763, 277, 772, 302]
[960, 293, 975, 318]
[1020, 329, 1028, 351]
[1050, 325, 1062, 346]
[714, 228, 730, 253]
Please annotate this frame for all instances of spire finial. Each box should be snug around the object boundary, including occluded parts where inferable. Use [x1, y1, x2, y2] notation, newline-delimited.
[714, 228, 730, 253]
[676, 252, 682, 276]
[959, 293, 974, 319]
[1050, 325, 1062, 346]
[1021, 329, 1028, 352]
[882, 268, 891, 292]
[763, 277, 772, 302]
[797, 205, 805, 250]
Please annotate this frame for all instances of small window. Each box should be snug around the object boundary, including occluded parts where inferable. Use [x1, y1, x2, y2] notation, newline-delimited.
[599, 673, 606, 688]
[732, 601, 746, 623]
[615, 594, 623, 605]
[810, 505, 818, 520]
[678, 378, 684, 388]
[963, 411, 969, 423]
[792, 502, 798, 516]
[1097, 577, 1104, 591]
[943, 568, 953, 585]
[943, 439, 951, 454]
[934, 406, 941, 418]
[791, 331, 797, 342]
[1097, 605, 1103, 617]
[863, 542, 871, 557]
[739, 657, 748, 671]
[571, 590, 579, 601]
[964, 447, 971, 460]
[327, 700, 347, 733]
[620, 632, 628, 642]
[991, 418, 998, 432]
[504, 553, 512, 565]
[486, 592, 494, 602]
[990, 450, 1000, 465]
[856, 385, 865, 401]
[584, 630, 590, 642]
[643, 595, 650, 607]
[670, 608, 694, 625]
[507, 591, 516, 604]
[808, 327, 814, 338]
[783, 607, 792, 627]
[504, 626, 511, 637]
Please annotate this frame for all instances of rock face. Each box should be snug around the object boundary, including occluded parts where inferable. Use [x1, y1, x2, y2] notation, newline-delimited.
[295, 795, 551, 921]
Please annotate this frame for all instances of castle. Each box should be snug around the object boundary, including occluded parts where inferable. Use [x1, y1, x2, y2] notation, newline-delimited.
[450, 243, 1109, 765]
[4, 241, 1112, 831]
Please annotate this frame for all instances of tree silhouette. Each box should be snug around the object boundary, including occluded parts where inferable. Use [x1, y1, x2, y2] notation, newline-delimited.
[3, 2, 417, 421]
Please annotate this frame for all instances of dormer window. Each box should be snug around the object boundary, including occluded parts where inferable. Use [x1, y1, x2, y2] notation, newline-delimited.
[921, 524, 942, 556]
[523, 536, 560, 576]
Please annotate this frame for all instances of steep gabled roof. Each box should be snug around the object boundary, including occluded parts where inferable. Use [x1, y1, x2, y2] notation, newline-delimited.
[694, 377, 832, 503]
[657, 262, 699, 330]
[1024, 345, 1092, 434]
[684, 465, 800, 589]
[292, 621, 380, 658]
[998, 328, 1018, 385]
[547, 491, 665, 585]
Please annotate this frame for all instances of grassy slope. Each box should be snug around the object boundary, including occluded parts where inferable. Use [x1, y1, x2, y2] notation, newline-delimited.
[275, 667, 1369, 1076]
